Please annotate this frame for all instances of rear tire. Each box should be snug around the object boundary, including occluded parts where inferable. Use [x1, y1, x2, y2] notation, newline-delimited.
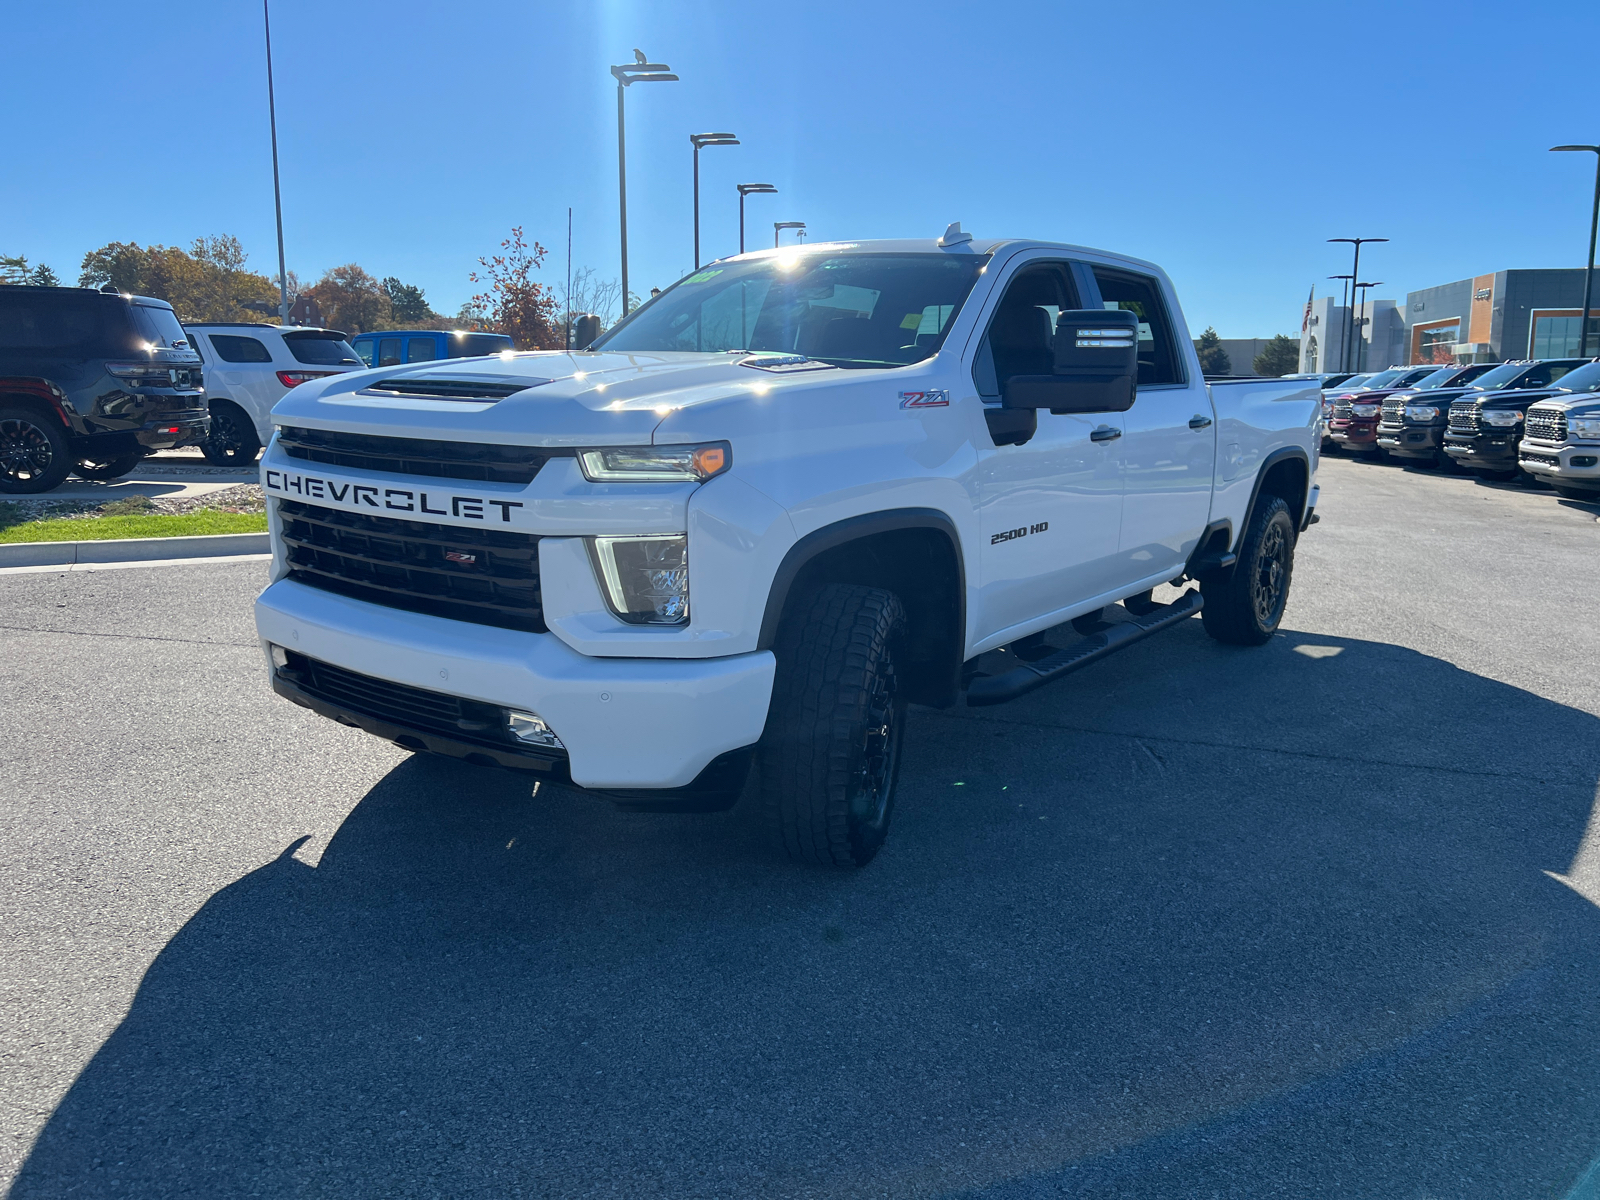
[201, 402, 262, 466]
[73, 451, 145, 481]
[758, 584, 907, 868]
[1200, 495, 1296, 646]
[1553, 484, 1600, 501]
[0, 404, 72, 494]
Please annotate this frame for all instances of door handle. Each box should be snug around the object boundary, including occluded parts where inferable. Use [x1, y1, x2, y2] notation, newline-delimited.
[1189, 414, 1213, 430]
[1090, 426, 1121, 443]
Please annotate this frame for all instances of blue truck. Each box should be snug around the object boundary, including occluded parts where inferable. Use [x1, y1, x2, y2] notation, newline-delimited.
[350, 329, 515, 367]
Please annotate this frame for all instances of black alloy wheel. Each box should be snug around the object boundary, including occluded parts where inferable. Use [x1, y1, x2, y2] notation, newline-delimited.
[1250, 517, 1290, 629]
[1200, 494, 1296, 646]
[849, 648, 902, 844]
[0, 406, 71, 494]
[201, 403, 262, 467]
[73, 451, 146, 481]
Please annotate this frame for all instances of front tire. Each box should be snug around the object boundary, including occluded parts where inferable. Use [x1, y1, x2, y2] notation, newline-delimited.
[73, 451, 145, 481]
[758, 584, 907, 868]
[201, 402, 262, 466]
[0, 404, 72, 494]
[1200, 495, 1296, 646]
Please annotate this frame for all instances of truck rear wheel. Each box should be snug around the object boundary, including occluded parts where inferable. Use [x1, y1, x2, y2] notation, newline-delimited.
[1200, 495, 1295, 646]
[758, 584, 907, 868]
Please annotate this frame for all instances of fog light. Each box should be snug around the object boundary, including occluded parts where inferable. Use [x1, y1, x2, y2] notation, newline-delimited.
[270, 644, 288, 668]
[506, 710, 564, 749]
[1573, 455, 1598, 468]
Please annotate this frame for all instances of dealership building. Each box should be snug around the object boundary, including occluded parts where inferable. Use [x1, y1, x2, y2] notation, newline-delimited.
[1299, 267, 1599, 373]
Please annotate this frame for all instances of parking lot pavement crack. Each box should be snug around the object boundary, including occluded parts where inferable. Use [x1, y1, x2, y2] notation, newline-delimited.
[0, 623, 255, 650]
[936, 711, 1581, 788]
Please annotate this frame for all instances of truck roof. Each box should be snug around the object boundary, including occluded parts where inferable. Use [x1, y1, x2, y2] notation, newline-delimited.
[718, 237, 1166, 277]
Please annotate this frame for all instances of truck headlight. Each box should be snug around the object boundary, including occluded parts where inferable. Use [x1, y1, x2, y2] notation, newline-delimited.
[578, 442, 730, 483]
[1404, 405, 1440, 421]
[1351, 403, 1381, 417]
[1570, 416, 1600, 439]
[589, 535, 689, 624]
[1480, 409, 1522, 426]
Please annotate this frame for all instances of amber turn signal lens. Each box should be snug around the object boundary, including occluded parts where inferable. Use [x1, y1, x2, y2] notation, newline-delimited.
[692, 446, 726, 476]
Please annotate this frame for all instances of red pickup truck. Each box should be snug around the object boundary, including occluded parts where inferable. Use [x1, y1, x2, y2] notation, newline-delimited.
[1326, 366, 1442, 455]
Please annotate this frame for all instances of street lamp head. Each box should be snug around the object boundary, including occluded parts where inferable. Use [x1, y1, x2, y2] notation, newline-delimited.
[611, 58, 677, 85]
[738, 183, 778, 196]
[691, 133, 739, 148]
[1328, 237, 1389, 245]
[1551, 145, 1600, 154]
[1327, 274, 1354, 280]
[1354, 281, 1383, 288]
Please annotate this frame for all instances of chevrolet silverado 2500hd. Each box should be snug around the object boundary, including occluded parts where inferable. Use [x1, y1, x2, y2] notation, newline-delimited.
[254, 230, 1320, 866]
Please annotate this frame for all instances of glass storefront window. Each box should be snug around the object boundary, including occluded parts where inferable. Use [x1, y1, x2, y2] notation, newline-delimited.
[1532, 315, 1600, 359]
[1416, 323, 1459, 364]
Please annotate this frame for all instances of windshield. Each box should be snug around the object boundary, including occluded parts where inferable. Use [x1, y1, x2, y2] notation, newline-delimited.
[1555, 361, 1600, 392]
[1328, 374, 1370, 391]
[1411, 368, 1457, 390]
[1357, 369, 1404, 389]
[593, 251, 992, 368]
[1465, 363, 1527, 391]
[283, 332, 362, 365]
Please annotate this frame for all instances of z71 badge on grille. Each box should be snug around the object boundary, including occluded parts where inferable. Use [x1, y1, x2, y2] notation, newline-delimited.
[899, 390, 950, 409]
[444, 550, 478, 565]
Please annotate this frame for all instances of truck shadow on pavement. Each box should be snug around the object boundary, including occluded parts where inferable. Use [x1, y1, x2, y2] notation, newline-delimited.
[12, 625, 1600, 1199]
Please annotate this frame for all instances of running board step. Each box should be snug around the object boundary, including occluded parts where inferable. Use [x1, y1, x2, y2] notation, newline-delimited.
[965, 588, 1205, 707]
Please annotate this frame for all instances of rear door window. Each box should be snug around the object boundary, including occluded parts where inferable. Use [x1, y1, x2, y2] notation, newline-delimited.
[209, 334, 275, 363]
[406, 336, 438, 362]
[1090, 267, 1184, 386]
[446, 333, 514, 357]
[378, 337, 402, 366]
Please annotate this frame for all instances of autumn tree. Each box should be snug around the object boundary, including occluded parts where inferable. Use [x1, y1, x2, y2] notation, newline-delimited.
[1194, 326, 1232, 375]
[467, 227, 561, 349]
[303, 264, 391, 334]
[1252, 334, 1301, 378]
[76, 237, 277, 320]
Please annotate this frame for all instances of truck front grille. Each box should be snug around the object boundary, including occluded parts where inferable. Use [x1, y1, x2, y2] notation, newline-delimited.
[1448, 401, 1480, 434]
[278, 499, 544, 632]
[277, 425, 563, 485]
[1332, 401, 1354, 418]
[1381, 400, 1406, 422]
[1525, 408, 1567, 442]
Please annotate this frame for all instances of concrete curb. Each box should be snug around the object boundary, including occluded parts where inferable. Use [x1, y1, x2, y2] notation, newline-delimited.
[0, 532, 270, 568]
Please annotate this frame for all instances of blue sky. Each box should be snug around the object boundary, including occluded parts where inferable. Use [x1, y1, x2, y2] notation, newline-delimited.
[4, 0, 1599, 336]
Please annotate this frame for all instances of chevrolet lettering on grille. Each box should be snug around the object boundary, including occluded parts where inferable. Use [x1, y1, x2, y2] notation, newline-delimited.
[263, 468, 527, 525]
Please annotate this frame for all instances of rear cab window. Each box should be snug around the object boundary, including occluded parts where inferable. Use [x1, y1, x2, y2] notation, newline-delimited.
[1090, 267, 1184, 386]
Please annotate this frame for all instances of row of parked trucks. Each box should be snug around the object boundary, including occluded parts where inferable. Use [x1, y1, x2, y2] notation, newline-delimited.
[1310, 359, 1600, 500]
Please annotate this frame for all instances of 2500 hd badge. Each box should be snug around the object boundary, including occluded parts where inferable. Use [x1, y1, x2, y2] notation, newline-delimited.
[263, 468, 526, 522]
[991, 521, 1048, 544]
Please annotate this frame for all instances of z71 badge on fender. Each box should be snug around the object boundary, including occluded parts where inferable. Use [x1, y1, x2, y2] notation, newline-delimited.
[899, 390, 950, 409]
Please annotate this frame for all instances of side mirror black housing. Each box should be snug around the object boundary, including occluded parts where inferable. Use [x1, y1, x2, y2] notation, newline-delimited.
[1002, 308, 1138, 413]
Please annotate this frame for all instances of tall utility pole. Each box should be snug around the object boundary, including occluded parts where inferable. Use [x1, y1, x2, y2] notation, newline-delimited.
[565, 207, 572, 351]
[1551, 144, 1600, 357]
[611, 53, 679, 317]
[690, 133, 738, 269]
[263, 0, 288, 323]
[1329, 238, 1387, 374]
[1353, 282, 1383, 371]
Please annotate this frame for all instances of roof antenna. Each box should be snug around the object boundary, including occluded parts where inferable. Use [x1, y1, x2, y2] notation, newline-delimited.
[938, 221, 972, 247]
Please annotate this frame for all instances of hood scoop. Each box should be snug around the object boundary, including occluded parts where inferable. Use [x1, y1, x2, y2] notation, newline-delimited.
[361, 378, 548, 402]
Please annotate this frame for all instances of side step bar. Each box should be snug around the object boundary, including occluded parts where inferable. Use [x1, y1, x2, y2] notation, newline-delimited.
[965, 588, 1205, 707]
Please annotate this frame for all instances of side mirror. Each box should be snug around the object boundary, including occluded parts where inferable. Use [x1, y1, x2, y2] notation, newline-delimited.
[1003, 309, 1138, 413]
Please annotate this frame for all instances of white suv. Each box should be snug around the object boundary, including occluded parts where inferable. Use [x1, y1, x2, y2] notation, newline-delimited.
[184, 324, 365, 466]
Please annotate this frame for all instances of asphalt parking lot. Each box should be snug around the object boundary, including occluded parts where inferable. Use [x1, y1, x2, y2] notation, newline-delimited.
[3, 454, 1599, 1199]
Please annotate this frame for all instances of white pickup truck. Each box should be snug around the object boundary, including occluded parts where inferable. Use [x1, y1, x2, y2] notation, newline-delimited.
[254, 229, 1320, 866]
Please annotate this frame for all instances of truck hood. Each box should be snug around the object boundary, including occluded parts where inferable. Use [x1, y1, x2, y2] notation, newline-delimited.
[1521, 391, 1600, 412]
[269, 349, 827, 446]
[1467, 386, 1569, 409]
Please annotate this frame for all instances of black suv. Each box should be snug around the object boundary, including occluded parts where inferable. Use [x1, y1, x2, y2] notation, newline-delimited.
[0, 286, 207, 493]
[1373, 361, 1499, 467]
[1442, 358, 1594, 479]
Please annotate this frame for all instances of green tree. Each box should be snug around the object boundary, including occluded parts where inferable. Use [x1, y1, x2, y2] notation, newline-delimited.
[1194, 326, 1231, 375]
[77, 237, 278, 320]
[381, 277, 433, 323]
[1252, 334, 1301, 378]
[1, 254, 31, 284]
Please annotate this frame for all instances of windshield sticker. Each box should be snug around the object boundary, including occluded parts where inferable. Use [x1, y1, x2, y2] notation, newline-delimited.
[683, 269, 723, 284]
[899, 312, 924, 330]
[899, 390, 950, 409]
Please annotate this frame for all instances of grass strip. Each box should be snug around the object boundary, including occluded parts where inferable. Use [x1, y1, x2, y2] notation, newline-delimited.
[0, 511, 268, 543]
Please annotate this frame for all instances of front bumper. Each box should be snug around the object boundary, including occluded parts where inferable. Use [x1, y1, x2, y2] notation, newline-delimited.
[255, 578, 776, 791]
[1443, 432, 1519, 469]
[135, 409, 210, 450]
[1519, 440, 1600, 490]
[1376, 422, 1446, 458]
[1328, 418, 1379, 448]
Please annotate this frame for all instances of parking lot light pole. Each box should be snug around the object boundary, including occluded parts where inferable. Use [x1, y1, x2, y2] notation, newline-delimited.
[263, 0, 288, 324]
[611, 53, 680, 316]
[1327, 275, 1353, 369]
[774, 221, 806, 247]
[690, 134, 739, 270]
[1329, 238, 1387, 375]
[737, 184, 777, 254]
[1550, 144, 1600, 357]
[1352, 281, 1383, 372]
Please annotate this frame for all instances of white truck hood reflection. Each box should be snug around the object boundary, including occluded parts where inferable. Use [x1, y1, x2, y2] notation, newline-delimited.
[268, 349, 823, 446]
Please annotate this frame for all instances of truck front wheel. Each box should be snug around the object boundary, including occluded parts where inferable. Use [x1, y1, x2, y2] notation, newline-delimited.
[758, 584, 907, 868]
[1200, 495, 1295, 646]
